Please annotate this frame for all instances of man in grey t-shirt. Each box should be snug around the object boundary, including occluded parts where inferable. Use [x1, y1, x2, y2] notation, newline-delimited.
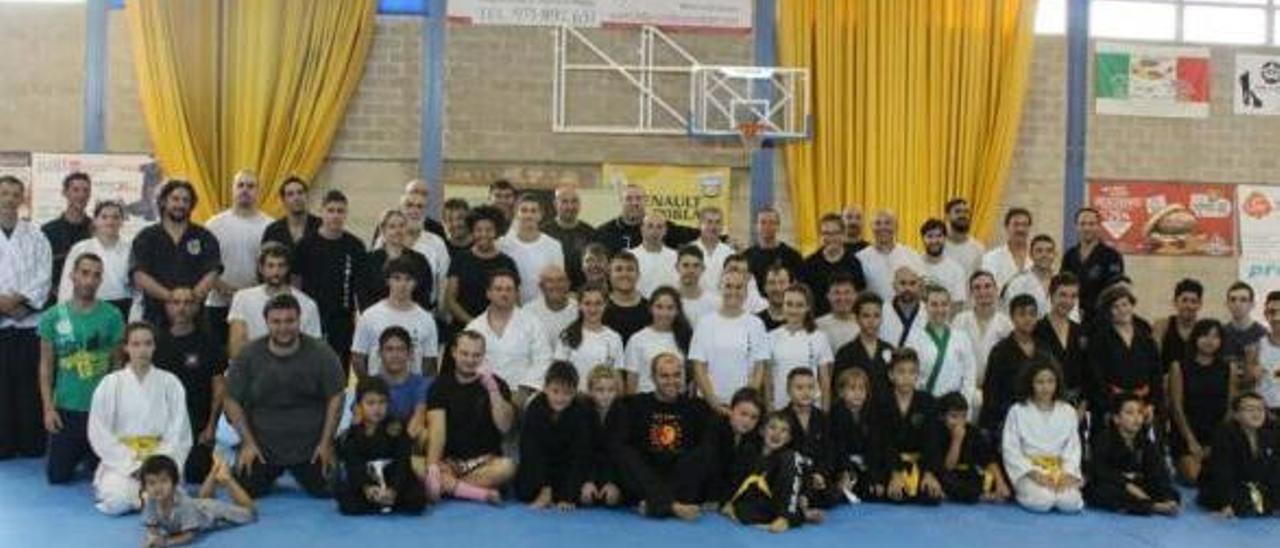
[225, 294, 345, 498]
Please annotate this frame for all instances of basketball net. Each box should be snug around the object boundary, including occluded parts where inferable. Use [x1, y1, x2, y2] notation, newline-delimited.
[737, 120, 766, 151]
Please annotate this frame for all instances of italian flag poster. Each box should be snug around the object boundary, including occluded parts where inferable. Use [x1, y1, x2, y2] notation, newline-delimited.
[1095, 43, 1210, 118]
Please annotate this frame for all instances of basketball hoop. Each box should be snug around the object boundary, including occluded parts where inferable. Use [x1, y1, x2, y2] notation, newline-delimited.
[737, 120, 766, 151]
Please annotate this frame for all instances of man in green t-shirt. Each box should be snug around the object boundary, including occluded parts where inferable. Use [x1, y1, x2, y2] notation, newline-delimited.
[38, 253, 124, 484]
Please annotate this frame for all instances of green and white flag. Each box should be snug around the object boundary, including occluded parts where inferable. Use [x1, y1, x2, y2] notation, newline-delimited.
[1095, 42, 1210, 118]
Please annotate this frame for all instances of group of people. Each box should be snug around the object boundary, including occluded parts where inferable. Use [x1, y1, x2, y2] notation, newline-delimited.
[1, 171, 1279, 545]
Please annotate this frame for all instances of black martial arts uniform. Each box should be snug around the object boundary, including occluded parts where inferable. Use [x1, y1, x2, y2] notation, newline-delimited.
[1085, 425, 1179, 515]
[335, 418, 427, 515]
[868, 391, 942, 505]
[1196, 421, 1280, 517]
[515, 394, 593, 504]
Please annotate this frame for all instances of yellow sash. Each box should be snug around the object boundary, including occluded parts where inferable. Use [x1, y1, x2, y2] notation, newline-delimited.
[895, 452, 922, 497]
[729, 472, 772, 505]
[1029, 455, 1063, 484]
[121, 436, 160, 460]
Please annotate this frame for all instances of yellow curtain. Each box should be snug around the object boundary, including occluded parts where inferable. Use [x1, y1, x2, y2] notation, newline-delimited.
[126, 0, 377, 221]
[778, 0, 1038, 251]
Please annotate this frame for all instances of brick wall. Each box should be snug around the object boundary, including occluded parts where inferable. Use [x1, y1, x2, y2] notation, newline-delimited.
[3, 5, 1275, 319]
[1004, 37, 1280, 318]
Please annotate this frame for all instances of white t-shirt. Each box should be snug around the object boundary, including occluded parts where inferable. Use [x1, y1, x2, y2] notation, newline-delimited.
[815, 313, 860, 356]
[681, 290, 720, 327]
[226, 285, 323, 341]
[981, 244, 1033, 292]
[856, 244, 925, 302]
[350, 300, 439, 376]
[690, 311, 771, 402]
[695, 240, 735, 293]
[552, 326, 625, 390]
[943, 237, 985, 277]
[205, 210, 273, 307]
[465, 308, 552, 390]
[59, 237, 133, 302]
[498, 233, 564, 304]
[920, 256, 969, 305]
[523, 297, 578, 349]
[631, 245, 679, 298]
[408, 231, 451, 311]
[768, 326, 834, 408]
[1257, 335, 1280, 409]
[624, 327, 683, 394]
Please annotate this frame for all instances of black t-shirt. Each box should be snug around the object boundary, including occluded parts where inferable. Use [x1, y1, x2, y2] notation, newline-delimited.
[41, 215, 92, 305]
[155, 329, 228, 433]
[604, 296, 651, 344]
[1221, 321, 1268, 365]
[294, 231, 366, 316]
[619, 393, 711, 470]
[261, 214, 321, 256]
[447, 249, 519, 321]
[362, 248, 433, 312]
[130, 222, 223, 322]
[427, 373, 513, 460]
[833, 338, 894, 404]
[743, 243, 804, 290]
[756, 309, 784, 331]
[800, 249, 867, 316]
[596, 217, 698, 254]
[542, 220, 597, 289]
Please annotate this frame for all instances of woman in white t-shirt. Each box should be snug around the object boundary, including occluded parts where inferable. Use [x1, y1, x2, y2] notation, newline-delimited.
[690, 270, 770, 413]
[768, 284, 834, 409]
[623, 286, 693, 394]
[553, 284, 624, 390]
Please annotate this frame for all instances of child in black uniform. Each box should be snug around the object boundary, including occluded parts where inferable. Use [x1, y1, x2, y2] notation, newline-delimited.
[1085, 393, 1179, 516]
[780, 368, 840, 508]
[831, 368, 878, 502]
[869, 348, 944, 505]
[938, 392, 1010, 504]
[516, 361, 594, 510]
[708, 387, 765, 504]
[725, 413, 826, 533]
[583, 366, 625, 507]
[1197, 392, 1280, 518]
[335, 377, 427, 515]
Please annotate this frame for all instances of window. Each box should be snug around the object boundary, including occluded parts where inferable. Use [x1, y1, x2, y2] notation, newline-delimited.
[1034, 0, 1277, 44]
[1092, 1, 1178, 41]
[1184, 5, 1267, 44]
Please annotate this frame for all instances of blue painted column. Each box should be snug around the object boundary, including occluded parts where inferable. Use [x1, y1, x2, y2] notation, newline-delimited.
[1062, 0, 1090, 245]
[83, 0, 109, 152]
[420, 0, 447, 218]
[750, 0, 777, 239]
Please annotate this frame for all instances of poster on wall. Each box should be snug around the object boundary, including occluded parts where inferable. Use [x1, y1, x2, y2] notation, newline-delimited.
[30, 153, 159, 239]
[1235, 54, 1280, 116]
[1240, 256, 1280, 323]
[1087, 180, 1235, 257]
[1095, 42, 1210, 118]
[0, 152, 32, 218]
[447, 0, 752, 31]
[1238, 185, 1280, 255]
[602, 164, 731, 230]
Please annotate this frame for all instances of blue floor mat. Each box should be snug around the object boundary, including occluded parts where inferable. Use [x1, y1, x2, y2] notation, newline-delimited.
[0, 458, 1276, 548]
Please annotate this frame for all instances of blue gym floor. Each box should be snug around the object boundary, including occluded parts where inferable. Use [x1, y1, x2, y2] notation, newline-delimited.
[1, 459, 1277, 548]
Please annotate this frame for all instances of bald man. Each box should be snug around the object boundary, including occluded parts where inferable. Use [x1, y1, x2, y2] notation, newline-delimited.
[523, 265, 579, 349]
[631, 212, 679, 297]
[595, 185, 698, 254]
[855, 210, 924, 302]
[206, 170, 274, 349]
[541, 186, 597, 290]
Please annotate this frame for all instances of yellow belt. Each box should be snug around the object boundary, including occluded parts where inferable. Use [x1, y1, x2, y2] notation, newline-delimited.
[896, 452, 921, 497]
[956, 462, 998, 494]
[1029, 455, 1063, 483]
[729, 472, 772, 505]
[121, 436, 160, 460]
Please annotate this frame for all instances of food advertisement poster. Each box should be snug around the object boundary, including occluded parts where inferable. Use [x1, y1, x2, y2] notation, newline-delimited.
[1087, 180, 1235, 256]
